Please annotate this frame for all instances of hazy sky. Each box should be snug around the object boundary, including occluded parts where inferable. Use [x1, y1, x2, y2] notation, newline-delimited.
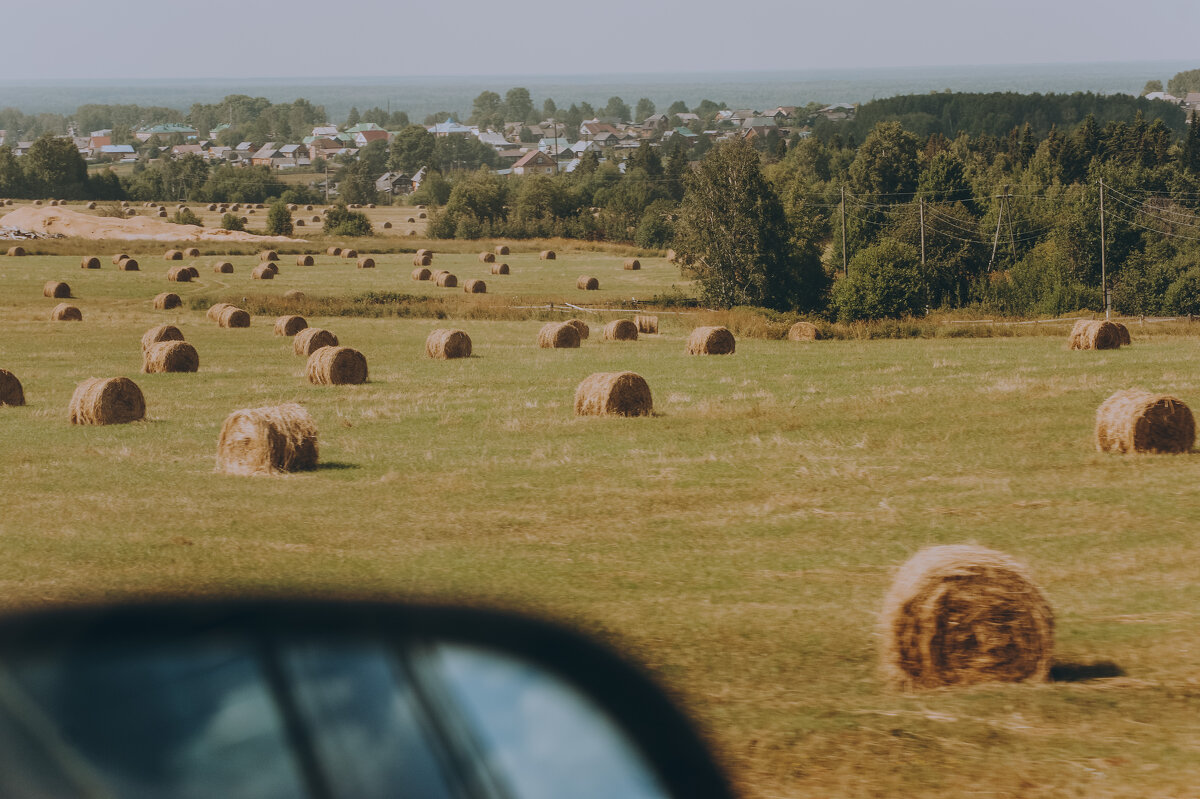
[2, 0, 1198, 80]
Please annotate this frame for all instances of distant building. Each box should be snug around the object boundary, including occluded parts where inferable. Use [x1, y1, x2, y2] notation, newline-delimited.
[511, 150, 556, 175]
[375, 171, 412, 195]
[135, 123, 199, 142]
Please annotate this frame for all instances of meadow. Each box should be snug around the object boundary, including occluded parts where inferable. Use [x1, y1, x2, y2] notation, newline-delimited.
[1, 248, 1199, 798]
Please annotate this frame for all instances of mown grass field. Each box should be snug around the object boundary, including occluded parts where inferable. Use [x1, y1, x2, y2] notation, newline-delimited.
[1, 252, 1199, 798]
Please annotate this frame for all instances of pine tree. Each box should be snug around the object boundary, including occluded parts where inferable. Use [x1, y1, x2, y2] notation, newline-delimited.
[1182, 112, 1200, 175]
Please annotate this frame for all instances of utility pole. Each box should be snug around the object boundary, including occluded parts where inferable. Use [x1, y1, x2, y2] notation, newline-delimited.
[988, 191, 1005, 271]
[840, 185, 848, 276]
[1099, 177, 1109, 319]
[919, 197, 925, 267]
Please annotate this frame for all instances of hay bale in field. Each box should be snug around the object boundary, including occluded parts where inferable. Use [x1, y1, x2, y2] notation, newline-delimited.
[68, 377, 145, 425]
[206, 302, 231, 322]
[153, 292, 182, 310]
[295, 219, 305, 227]
[306, 346, 368, 385]
[491, 262, 509, 275]
[207, 204, 217, 211]
[183, 247, 200, 258]
[494, 244, 510, 255]
[435, 272, 458, 288]
[574, 371, 653, 417]
[33, 200, 42, 206]
[117, 258, 139, 271]
[284, 290, 306, 300]
[565, 318, 590, 340]
[538, 322, 581, 349]
[111, 253, 129, 265]
[788, 321, 821, 341]
[43, 281, 70, 298]
[412, 267, 432, 281]
[259, 250, 279, 262]
[296, 253, 315, 266]
[623, 258, 641, 270]
[478, 251, 495, 263]
[294, 327, 338, 356]
[577, 276, 599, 291]
[425, 328, 472, 359]
[140, 324, 184, 353]
[142, 341, 199, 374]
[164, 249, 183, 260]
[603, 319, 638, 341]
[1094, 389, 1194, 454]
[157, 210, 168, 218]
[0, 369, 25, 407]
[357, 257, 375, 269]
[184, 266, 200, 280]
[540, 249, 556, 260]
[880, 545, 1054, 689]
[1114, 322, 1132, 346]
[408, 217, 415, 223]
[418, 212, 426, 219]
[212, 261, 234, 273]
[634, 314, 658, 334]
[167, 265, 192, 282]
[341, 249, 358, 259]
[416, 248, 433, 259]
[1068, 319, 1121, 350]
[6, 246, 25, 257]
[413, 254, 432, 267]
[274, 315, 308, 337]
[216, 403, 318, 476]
[327, 246, 342, 256]
[86, 201, 96, 210]
[306, 205, 313, 211]
[217, 306, 250, 328]
[312, 215, 320, 222]
[252, 263, 276, 280]
[382, 221, 392, 229]
[286, 203, 298, 212]
[80, 256, 101, 270]
[463, 279, 486, 294]
[687, 326, 736, 355]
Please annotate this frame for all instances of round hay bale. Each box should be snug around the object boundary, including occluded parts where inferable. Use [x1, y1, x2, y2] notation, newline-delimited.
[216, 403, 319, 476]
[538, 322, 581, 349]
[408, 217, 415, 223]
[165, 249, 183, 260]
[577, 276, 599, 291]
[418, 212, 426, 219]
[111, 253, 129, 265]
[153, 292, 182, 310]
[274, 315, 308, 337]
[6, 246, 25, 257]
[206, 302, 231, 322]
[50, 303, 81, 321]
[417, 204, 426, 210]
[140, 324, 184, 353]
[256, 203, 265, 210]
[0, 369, 24, 407]
[252, 263, 276, 280]
[478, 251, 495, 263]
[357, 257, 375, 269]
[463, 279, 486, 294]
[623, 258, 641, 270]
[341, 249, 358, 259]
[157, 210, 168, 218]
[540, 249, 556, 260]
[183, 247, 200, 258]
[212, 261, 234, 273]
[574, 372, 653, 417]
[143, 341, 198, 374]
[218, 306, 250, 328]
[1068, 319, 1121, 350]
[167, 265, 192, 282]
[306, 205, 313, 211]
[295, 219, 305, 227]
[118, 258, 139, 271]
[1095, 389, 1194, 454]
[435, 272, 458, 288]
[43, 281, 71, 298]
[86, 201, 96, 210]
[565, 319, 590, 340]
[634, 315, 658, 334]
[425, 329, 472, 359]
[490, 262, 509, 275]
[788, 321, 821, 341]
[294, 327, 338, 356]
[80, 256, 101, 270]
[327, 246, 342, 256]
[68, 377, 145, 425]
[603, 319, 638, 341]
[284, 290, 306, 300]
[383, 221, 392, 229]
[880, 545, 1054, 689]
[311, 215, 321, 222]
[412, 267, 432, 281]
[259, 250, 279, 262]
[416, 249, 433, 258]
[296, 254, 314, 266]
[207, 204, 217, 211]
[413, 254, 432, 267]
[687, 326, 736, 355]
[1114, 322, 1132, 346]
[495, 244, 510, 256]
[306, 346, 368, 386]
[286, 203, 298, 212]
[184, 266, 200, 280]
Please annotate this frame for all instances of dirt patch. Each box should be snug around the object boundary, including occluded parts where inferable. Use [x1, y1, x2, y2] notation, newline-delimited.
[0, 206, 300, 243]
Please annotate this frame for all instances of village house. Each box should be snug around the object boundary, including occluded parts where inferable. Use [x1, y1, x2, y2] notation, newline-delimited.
[511, 149, 556, 175]
[374, 171, 412, 196]
[427, 118, 474, 137]
[134, 123, 199, 142]
[251, 143, 278, 167]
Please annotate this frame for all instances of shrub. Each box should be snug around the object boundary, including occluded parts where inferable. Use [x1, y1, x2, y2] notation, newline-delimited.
[322, 205, 373, 237]
[170, 208, 201, 226]
[265, 202, 294, 236]
[220, 213, 245, 231]
[832, 239, 924, 321]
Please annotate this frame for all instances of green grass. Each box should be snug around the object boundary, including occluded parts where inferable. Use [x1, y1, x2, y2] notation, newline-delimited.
[2, 254, 1200, 797]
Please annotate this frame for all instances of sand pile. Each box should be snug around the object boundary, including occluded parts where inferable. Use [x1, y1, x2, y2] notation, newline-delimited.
[0, 206, 299, 243]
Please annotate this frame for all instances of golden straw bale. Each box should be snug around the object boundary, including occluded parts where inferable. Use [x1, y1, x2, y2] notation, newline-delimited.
[43, 281, 70, 298]
[216, 403, 318, 476]
[140, 324, 183, 353]
[286, 204, 297, 211]
[788, 321, 821, 341]
[574, 371, 653, 417]
[164, 249, 183, 260]
[311, 216, 321, 222]
[295, 220, 305, 227]
[478, 251, 495, 263]
[284, 290, 306, 300]
[412, 267, 432, 281]
[538, 322, 581, 349]
[206, 302, 231, 322]
[603, 319, 638, 341]
[357, 257, 375, 269]
[6, 246, 25, 257]
[565, 319, 590, 340]
[634, 314, 658, 334]
[273, 315, 308, 337]
[142, 341, 199, 374]
[327, 246, 342, 256]
[577, 276, 599, 290]
[212, 261, 234, 273]
[183, 247, 200, 258]
[435, 272, 458, 288]
[416, 249, 433, 258]
[68, 377, 145, 425]
[540, 250, 556, 260]
[251, 263, 276, 280]
[0, 369, 25, 406]
[623, 258, 641, 270]
[118, 257, 139, 271]
[341, 249, 358, 259]
[153, 292, 182, 310]
[50, 303, 81, 321]
[111, 253, 129, 265]
[294, 327, 338, 356]
[1068, 319, 1121, 350]
[306, 346, 368, 385]
[880, 545, 1054, 689]
[491, 262, 509, 275]
[687, 325, 736, 355]
[80, 256, 101, 269]
[296, 254, 314, 266]
[1094, 389, 1195, 454]
[218, 306, 250, 328]
[413, 254, 432, 266]
[167, 265, 192, 282]
[463, 279, 486, 294]
[494, 244, 510, 255]
[1114, 322, 1131, 346]
[184, 266, 200, 280]
[86, 201, 96, 209]
[425, 328, 472, 359]
[259, 250, 279, 262]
